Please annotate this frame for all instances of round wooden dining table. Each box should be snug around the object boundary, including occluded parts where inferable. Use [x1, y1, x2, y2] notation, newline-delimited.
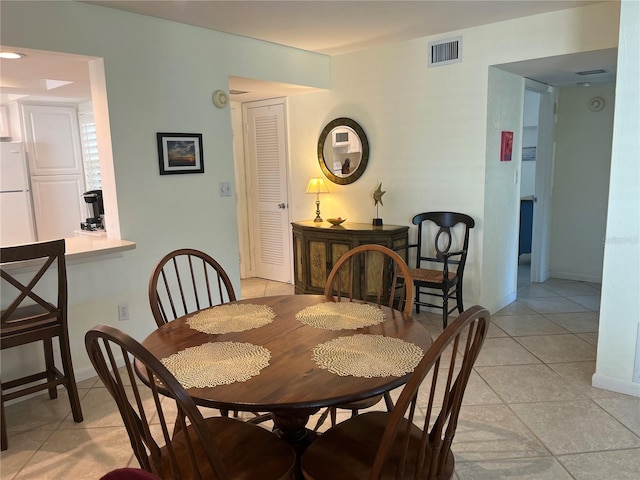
[140, 294, 432, 447]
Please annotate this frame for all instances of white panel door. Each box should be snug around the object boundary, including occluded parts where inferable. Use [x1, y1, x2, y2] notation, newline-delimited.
[244, 100, 291, 283]
[31, 175, 85, 240]
[23, 104, 84, 176]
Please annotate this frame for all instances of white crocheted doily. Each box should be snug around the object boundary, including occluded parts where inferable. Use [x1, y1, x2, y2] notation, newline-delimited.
[161, 342, 271, 388]
[296, 302, 384, 330]
[187, 303, 275, 334]
[313, 334, 423, 378]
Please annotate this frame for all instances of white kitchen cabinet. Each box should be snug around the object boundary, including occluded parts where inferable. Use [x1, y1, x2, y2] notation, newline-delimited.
[31, 175, 85, 241]
[22, 104, 84, 176]
[20, 103, 86, 241]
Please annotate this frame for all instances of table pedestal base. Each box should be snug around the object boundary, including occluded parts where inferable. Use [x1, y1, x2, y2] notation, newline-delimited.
[271, 408, 318, 446]
[271, 408, 319, 479]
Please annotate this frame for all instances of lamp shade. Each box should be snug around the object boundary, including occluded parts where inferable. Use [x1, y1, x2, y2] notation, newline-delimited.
[306, 177, 329, 194]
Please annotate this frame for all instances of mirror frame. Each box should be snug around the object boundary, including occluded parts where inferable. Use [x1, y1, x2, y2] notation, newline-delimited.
[317, 117, 369, 185]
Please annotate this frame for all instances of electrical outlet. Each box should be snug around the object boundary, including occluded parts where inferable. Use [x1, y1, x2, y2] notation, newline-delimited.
[118, 303, 130, 321]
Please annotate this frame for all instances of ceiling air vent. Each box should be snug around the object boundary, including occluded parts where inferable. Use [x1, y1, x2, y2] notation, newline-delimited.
[428, 36, 462, 67]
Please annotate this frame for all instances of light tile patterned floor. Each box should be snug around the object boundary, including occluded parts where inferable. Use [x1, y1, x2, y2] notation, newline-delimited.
[2, 269, 639, 479]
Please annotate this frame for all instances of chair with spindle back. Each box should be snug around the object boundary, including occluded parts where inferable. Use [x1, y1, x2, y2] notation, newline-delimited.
[148, 248, 269, 423]
[313, 244, 414, 430]
[148, 248, 236, 328]
[302, 305, 490, 480]
[85, 325, 295, 480]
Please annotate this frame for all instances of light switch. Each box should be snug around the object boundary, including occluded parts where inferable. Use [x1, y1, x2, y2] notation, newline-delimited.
[219, 181, 232, 197]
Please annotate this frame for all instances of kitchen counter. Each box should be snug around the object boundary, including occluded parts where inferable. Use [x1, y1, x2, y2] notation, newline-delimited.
[65, 236, 136, 259]
[1, 237, 136, 271]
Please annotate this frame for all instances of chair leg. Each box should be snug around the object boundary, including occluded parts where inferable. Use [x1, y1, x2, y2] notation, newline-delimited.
[58, 333, 83, 423]
[1, 386, 7, 451]
[43, 338, 58, 399]
[414, 286, 420, 313]
[456, 286, 464, 313]
[312, 408, 330, 432]
[442, 291, 449, 329]
[383, 392, 394, 412]
[330, 407, 337, 426]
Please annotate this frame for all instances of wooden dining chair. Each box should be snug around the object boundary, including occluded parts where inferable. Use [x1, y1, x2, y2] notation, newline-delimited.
[85, 324, 296, 480]
[302, 305, 490, 480]
[148, 248, 236, 328]
[315, 244, 414, 430]
[1, 239, 83, 450]
[404, 211, 475, 329]
[148, 248, 269, 423]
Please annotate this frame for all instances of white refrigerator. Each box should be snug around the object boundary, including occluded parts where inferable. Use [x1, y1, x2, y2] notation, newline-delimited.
[0, 142, 37, 246]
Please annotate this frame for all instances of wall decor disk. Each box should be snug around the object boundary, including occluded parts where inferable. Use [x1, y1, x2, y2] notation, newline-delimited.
[317, 118, 369, 185]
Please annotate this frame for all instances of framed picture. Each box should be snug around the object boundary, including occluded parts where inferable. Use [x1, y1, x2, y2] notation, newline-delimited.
[157, 133, 204, 175]
[500, 131, 513, 162]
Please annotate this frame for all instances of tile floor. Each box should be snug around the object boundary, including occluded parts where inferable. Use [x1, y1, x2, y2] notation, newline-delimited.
[2, 269, 639, 479]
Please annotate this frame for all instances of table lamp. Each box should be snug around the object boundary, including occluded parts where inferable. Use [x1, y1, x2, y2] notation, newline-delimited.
[306, 177, 329, 222]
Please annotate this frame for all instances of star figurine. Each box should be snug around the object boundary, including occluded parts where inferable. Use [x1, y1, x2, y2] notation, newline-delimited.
[373, 183, 386, 206]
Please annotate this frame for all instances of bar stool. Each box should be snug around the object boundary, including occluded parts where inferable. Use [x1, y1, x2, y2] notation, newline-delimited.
[1, 239, 83, 450]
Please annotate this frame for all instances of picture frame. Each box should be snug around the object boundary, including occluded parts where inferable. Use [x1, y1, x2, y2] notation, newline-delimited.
[157, 132, 204, 175]
[500, 131, 513, 162]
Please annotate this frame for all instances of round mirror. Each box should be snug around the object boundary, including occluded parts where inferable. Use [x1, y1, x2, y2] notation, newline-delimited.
[317, 117, 369, 185]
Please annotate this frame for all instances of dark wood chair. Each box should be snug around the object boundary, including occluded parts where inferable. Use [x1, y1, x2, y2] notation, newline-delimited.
[85, 324, 296, 480]
[404, 212, 475, 328]
[149, 248, 269, 423]
[148, 248, 236, 328]
[1, 239, 83, 451]
[302, 305, 490, 480]
[314, 244, 414, 431]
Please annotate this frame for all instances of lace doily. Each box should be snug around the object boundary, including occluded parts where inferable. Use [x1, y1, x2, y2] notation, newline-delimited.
[313, 334, 423, 378]
[187, 303, 275, 334]
[161, 342, 271, 388]
[296, 302, 384, 330]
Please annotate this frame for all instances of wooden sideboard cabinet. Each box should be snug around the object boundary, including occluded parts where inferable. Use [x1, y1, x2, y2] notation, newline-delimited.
[292, 221, 409, 295]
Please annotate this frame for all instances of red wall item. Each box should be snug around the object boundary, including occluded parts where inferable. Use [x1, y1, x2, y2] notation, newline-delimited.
[501, 131, 513, 162]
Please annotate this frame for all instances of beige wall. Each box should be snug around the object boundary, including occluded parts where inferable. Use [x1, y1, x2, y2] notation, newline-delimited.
[550, 84, 615, 283]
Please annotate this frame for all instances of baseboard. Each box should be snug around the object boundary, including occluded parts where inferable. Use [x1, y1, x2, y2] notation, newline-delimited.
[487, 291, 517, 315]
[548, 270, 602, 284]
[592, 373, 640, 397]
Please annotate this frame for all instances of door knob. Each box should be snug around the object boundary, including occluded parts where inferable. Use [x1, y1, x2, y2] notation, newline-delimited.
[278, 203, 286, 209]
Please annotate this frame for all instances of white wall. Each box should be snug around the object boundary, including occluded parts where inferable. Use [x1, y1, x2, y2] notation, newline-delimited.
[0, 0, 330, 381]
[593, 0, 640, 397]
[550, 84, 615, 283]
[482, 68, 524, 311]
[288, 2, 620, 313]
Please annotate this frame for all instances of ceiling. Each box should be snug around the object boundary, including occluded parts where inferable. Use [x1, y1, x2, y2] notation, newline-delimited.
[0, 1, 617, 104]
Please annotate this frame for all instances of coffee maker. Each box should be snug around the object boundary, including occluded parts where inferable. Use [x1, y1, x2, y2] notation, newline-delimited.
[80, 189, 104, 231]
